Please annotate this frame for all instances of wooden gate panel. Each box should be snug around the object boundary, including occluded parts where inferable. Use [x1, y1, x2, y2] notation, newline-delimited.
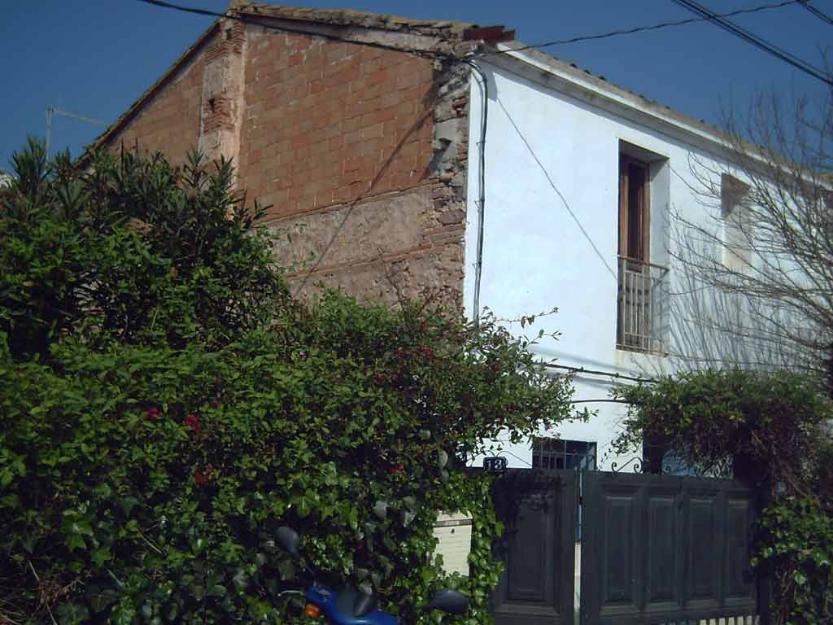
[492, 469, 578, 625]
[581, 472, 758, 625]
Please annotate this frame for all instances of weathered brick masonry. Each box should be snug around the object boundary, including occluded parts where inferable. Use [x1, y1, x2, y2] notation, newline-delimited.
[96, 4, 480, 307]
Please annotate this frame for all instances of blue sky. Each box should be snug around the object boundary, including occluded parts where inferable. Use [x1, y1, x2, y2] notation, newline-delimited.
[1, 0, 830, 170]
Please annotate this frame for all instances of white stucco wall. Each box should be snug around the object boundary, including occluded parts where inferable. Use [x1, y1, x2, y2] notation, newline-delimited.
[464, 54, 750, 470]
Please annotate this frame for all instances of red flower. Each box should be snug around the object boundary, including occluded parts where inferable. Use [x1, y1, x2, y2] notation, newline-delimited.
[388, 463, 405, 475]
[422, 346, 434, 359]
[145, 407, 161, 421]
[194, 464, 214, 488]
[184, 413, 202, 434]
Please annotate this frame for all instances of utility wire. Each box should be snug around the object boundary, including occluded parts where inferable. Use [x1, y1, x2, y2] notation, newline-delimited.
[463, 60, 489, 327]
[133, 0, 449, 58]
[538, 361, 654, 383]
[669, 0, 833, 86]
[799, 0, 833, 25]
[495, 96, 618, 281]
[497, 0, 798, 53]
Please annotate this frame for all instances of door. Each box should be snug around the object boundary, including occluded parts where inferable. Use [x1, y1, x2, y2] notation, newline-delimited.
[492, 469, 578, 625]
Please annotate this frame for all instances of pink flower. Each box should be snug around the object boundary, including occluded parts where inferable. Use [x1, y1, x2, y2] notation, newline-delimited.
[145, 407, 161, 421]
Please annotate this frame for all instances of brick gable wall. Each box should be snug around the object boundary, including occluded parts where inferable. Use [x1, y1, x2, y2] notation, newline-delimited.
[114, 37, 210, 164]
[103, 18, 470, 308]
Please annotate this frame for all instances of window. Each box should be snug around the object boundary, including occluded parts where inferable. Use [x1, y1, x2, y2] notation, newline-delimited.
[619, 155, 650, 263]
[721, 174, 751, 271]
[531, 438, 597, 471]
[616, 145, 668, 352]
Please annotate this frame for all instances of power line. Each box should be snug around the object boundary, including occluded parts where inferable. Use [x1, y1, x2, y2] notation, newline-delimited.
[799, 0, 833, 25]
[538, 361, 655, 384]
[133, 0, 449, 59]
[669, 0, 833, 87]
[494, 96, 618, 281]
[495, 0, 798, 53]
[463, 60, 489, 327]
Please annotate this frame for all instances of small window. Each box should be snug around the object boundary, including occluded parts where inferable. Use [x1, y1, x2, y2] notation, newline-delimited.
[531, 438, 597, 471]
[721, 174, 751, 271]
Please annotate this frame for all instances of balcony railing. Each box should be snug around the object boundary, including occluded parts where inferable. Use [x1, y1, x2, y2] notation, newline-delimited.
[617, 256, 668, 353]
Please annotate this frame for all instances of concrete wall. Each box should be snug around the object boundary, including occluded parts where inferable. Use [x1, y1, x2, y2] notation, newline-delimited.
[104, 18, 471, 307]
[464, 58, 750, 469]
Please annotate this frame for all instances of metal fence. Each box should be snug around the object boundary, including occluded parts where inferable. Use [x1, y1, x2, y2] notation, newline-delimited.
[617, 256, 669, 353]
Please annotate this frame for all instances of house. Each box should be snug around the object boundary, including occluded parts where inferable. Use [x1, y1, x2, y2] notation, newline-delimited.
[91, 2, 768, 470]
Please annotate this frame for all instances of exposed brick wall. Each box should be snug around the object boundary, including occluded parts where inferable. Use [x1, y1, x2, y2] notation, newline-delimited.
[113, 35, 212, 163]
[104, 19, 470, 308]
[239, 30, 435, 219]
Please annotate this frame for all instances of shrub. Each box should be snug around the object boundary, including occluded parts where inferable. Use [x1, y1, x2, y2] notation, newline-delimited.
[0, 139, 287, 359]
[0, 143, 577, 624]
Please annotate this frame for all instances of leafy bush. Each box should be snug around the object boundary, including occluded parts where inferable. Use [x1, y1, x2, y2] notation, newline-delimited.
[0, 143, 576, 624]
[754, 498, 833, 625]
[0, 139, 287, 359]
[614, 369, 833, 624]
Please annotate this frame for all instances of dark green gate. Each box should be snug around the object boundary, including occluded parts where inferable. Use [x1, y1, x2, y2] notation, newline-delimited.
[490, 469, 763, 625]
[579, 471, 760, 625]
[491, 469, 578, 625]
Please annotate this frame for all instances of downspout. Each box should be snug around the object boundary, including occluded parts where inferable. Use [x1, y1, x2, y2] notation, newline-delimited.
[462, 59, 488, 327]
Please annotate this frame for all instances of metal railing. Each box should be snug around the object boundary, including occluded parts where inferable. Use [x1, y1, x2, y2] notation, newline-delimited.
[617, 256, 669, 353]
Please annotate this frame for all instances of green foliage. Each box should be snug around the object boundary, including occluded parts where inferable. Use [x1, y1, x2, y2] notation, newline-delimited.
[0, 138, 287, 359]
[754, 498, 833, 625]
[0, 142, 576, 624]
[614, 369, 833, 624]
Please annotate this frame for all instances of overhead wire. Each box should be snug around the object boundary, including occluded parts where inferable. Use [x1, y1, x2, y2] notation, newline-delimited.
[133, 0, 451, 58]
[669, 0, 833, 86]
[494, 0, 799, 53]
[538, 361, 655, 383]
[462, 60, 489, 327]
[494, 96, 618, 281]
[798, 0, 833, 25]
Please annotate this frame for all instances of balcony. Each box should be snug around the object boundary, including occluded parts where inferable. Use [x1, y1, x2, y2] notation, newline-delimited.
[617, 256, 668, 353]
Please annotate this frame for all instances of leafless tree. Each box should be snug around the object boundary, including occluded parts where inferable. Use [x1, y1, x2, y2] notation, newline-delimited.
[668, 84, 833, 389]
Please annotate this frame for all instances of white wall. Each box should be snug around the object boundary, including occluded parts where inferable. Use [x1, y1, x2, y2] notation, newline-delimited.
[464, 58, 740, 470]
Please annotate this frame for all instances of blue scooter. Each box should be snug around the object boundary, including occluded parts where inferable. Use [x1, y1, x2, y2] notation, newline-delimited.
[275, 526, 468, 625]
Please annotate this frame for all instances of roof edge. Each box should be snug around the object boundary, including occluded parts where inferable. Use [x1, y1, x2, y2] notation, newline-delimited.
[82, 21, 221, 162]
[488, 41, 759, 163]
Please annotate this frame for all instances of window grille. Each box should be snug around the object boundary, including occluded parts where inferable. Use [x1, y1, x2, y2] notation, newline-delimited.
[531, 438, 597, 471]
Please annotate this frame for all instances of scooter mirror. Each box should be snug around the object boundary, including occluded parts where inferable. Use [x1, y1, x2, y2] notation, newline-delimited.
[425, 589, 469, 614]
[276, 526, 300, 558]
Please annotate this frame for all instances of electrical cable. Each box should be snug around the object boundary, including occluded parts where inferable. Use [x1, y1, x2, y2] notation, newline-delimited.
[494, 96, 618, 281]
[133, 0, 450, 59]
[537, 361, 654, 383]
[495, 0, 798, 53]
[669, 0, 833, 86]
[799, 0, 833, 25]
[462, 60, 488, 327]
